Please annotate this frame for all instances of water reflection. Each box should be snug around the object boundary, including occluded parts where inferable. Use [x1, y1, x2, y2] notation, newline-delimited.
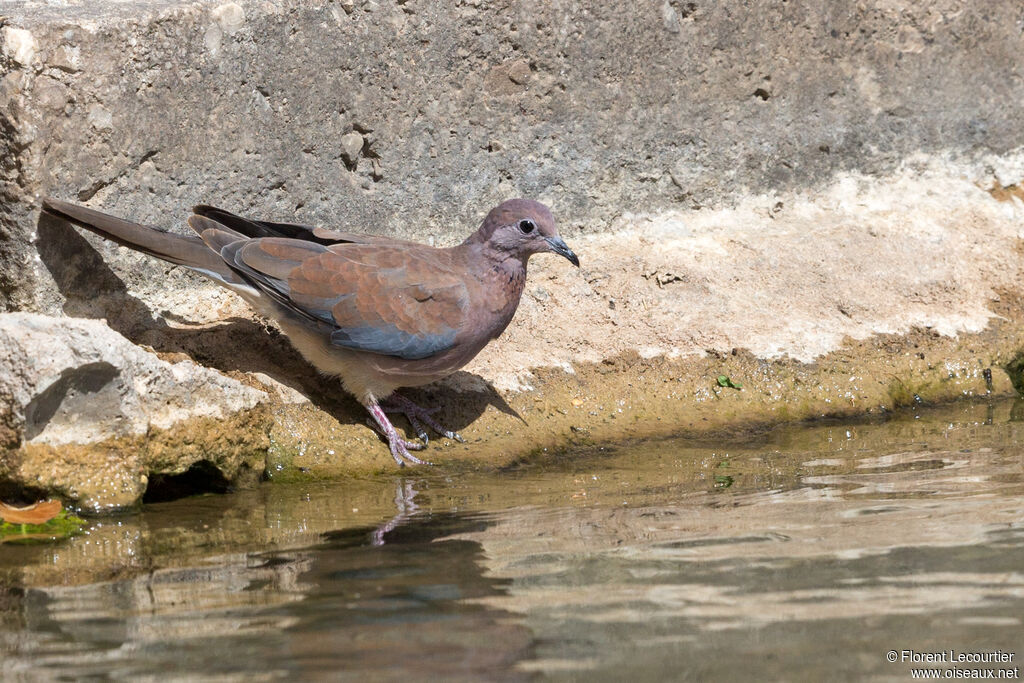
[2, 514, 533, 681]
[1, 551, 311, 680]
[371, 480, 421, 546]
[1, 400, 1022, 680]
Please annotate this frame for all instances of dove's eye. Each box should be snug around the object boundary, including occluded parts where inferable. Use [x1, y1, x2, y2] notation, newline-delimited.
[518, 219, 536, 234]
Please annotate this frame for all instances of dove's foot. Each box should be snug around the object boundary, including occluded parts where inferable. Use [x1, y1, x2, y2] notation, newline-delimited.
[381, 393, 466, 446]
[367, 404, 432, 467]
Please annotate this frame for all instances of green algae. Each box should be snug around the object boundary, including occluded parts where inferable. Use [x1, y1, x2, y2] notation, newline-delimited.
[0, 509, 87, 545]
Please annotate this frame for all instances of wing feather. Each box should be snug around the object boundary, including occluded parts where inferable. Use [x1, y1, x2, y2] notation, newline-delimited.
[192, 205, 421, 247]
[195, 233, 466, 360]
[289, 248, 467, 359]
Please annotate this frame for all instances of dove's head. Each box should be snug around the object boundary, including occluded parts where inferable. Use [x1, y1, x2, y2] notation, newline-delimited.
[469, 198, 579, 267]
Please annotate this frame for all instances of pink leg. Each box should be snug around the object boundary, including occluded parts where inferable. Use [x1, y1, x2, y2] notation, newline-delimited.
[380, 393, 466, 445]
[367, 403, 432, 467]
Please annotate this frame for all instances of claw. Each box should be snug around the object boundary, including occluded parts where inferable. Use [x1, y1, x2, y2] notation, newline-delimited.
[392, 443, 431, 467]
[406, 414, 430, 445]
[382, 394, 465, 444]
[366, 406, 433, 467]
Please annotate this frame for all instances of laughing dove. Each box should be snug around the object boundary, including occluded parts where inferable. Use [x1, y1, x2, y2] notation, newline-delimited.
[41, 198, 579, 466]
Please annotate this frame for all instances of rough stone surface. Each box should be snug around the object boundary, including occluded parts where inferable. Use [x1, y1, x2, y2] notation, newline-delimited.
[1, 1, 1024, 504]
[0, 313, 266, 508]
[2, 0, 1024, 314]
[0, 312, 265, 445]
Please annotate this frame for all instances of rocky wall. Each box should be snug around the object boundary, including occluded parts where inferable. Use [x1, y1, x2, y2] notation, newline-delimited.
[2, 0, 1024, 508]
[3, 0, 1023, 313]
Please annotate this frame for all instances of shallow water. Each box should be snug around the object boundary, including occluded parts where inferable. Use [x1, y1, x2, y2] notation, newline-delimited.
[1, 400, 1022, 681]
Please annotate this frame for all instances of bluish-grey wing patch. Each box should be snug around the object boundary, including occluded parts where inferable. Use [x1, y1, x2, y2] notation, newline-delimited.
[330, 324, 458, 360]
[289, 291, 353, 327]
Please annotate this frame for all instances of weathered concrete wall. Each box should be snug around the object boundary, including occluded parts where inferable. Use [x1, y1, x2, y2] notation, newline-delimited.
[3, 0, 1024, 508]
[3, 0, 1024, 313]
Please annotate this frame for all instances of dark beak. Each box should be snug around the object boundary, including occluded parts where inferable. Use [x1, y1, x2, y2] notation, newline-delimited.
[546, 236, 580, 267]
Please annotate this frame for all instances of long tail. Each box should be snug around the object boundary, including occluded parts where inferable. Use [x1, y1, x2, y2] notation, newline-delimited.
[41, 198, 243, 285]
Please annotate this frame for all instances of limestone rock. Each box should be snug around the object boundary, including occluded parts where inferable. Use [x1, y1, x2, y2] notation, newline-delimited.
[339, 131, 364, 167]
[0, 313, 267, 509]
[1, 26, 37, 67]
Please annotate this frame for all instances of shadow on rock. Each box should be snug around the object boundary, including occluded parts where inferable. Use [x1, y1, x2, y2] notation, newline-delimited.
[401, 371, 525, 434]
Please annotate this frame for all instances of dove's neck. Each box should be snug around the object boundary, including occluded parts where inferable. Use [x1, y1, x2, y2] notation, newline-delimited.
[462, 241, 527, 285]
[457, 241, 528, 335]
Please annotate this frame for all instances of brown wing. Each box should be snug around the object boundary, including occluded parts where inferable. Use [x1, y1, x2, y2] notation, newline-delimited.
[216, 236, 468, 360]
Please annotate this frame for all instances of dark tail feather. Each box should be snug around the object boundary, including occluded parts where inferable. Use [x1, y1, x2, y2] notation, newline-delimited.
[187, 214, 248, 243]
[42, 198, 242, 285]
[192, 204, 329, 243]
